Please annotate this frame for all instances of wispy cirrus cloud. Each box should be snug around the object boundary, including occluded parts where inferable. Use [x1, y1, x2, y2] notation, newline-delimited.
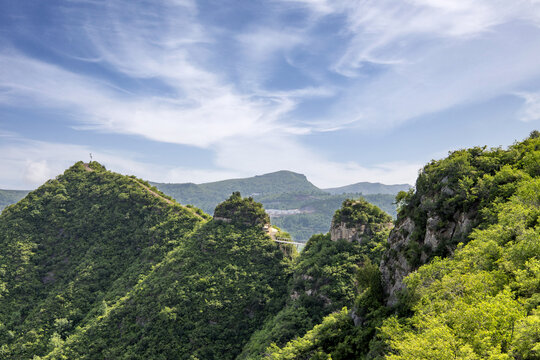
[275, 0, 540, 130]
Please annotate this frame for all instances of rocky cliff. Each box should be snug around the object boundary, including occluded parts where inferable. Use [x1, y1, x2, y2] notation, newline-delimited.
[378, 137, 540, 306]
[380, 208, 476, 306]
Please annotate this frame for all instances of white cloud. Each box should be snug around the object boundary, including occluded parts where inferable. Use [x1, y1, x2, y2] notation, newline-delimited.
[0, 135, 419, 191]
[0, 137, 243, 189]
[516, 92, 540, 122]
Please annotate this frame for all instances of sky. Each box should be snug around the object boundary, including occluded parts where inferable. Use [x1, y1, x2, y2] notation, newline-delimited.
[1, 0, 540, 190]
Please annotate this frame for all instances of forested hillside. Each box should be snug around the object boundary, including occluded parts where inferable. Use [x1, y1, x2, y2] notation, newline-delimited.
[266, 132, 540, 359]
[0, 163, 295, 359]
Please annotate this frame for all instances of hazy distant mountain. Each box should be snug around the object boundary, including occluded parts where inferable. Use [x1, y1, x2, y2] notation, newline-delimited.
[324, 182, 411, 195]
[152, 170, 325, 214]
[0, 189, 29, 211]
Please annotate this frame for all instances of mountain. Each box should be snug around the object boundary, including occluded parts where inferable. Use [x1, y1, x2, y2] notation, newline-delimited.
[0, 189, 29, 211]
[0, 162, 295, 359]
[324, 182, 411, 195]
[151, 170, 325, 214]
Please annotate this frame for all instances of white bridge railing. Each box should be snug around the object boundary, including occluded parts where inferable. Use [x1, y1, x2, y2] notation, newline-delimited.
[273, 237, 305, 246]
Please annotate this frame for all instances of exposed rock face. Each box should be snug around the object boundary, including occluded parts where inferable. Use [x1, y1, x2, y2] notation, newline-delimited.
[330, 221, 364, 242]
[380, 210, 475, 306]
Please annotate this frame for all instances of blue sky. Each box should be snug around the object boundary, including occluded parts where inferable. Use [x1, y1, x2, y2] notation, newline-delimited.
[1, 0, 540, 189]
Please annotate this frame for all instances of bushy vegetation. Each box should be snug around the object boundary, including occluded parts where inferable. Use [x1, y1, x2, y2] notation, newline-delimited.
[382, 177, 540, 359]
[44, 218, 295, 359]
[214, 192, 270, 228]
[0, 162, 205, 358]
[239, 199, 393, 359]
[0, 163, 294, 359]
[267, 132, 540, 360]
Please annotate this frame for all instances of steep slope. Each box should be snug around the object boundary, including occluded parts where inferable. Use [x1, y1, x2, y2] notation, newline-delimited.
[267, 131, 540, 359]
[44, 193, 295, 360]
[324, 182, 411, 195]
[239, 199, 392, 359]
[381, 133, 540, 305]
[0, 162, 206, 359]
[0, 189, 29, 211]
[152, 170, 325, 214]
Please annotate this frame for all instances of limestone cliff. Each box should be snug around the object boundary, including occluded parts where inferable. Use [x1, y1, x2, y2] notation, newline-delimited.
[380, 209, 475, 306]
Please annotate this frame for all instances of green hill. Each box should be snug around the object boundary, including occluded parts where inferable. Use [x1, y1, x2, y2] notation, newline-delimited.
[266, 131, 540, 359]
[0, 163, 295, 359]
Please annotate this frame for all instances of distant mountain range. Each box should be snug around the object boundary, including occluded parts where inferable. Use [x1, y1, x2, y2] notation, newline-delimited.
[1, 171, 410, 242]
[324, 182, 411, 195]
[151, 170, 326, 214]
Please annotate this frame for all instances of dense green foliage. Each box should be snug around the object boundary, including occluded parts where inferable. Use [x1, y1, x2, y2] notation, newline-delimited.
[333, 198, 393, 229]
[0, 162, 205, 358]
[0, 189, 29, 211]
[214, 192, 270, 228]
[0, 163, 295, 359]
[44, 218, 294, 359]
[382, 177, 540, 359]
[267, 132, 540, 359]
[239, 199, 393, 359]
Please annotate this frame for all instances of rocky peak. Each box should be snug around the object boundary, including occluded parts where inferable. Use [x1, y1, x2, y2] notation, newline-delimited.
[330, 199, 393, 242]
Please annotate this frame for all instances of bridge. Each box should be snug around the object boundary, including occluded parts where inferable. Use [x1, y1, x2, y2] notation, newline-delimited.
[273, 237, 305, 247]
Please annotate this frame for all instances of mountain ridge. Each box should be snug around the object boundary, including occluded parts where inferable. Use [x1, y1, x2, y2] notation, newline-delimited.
[324, 181, 411, 195]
